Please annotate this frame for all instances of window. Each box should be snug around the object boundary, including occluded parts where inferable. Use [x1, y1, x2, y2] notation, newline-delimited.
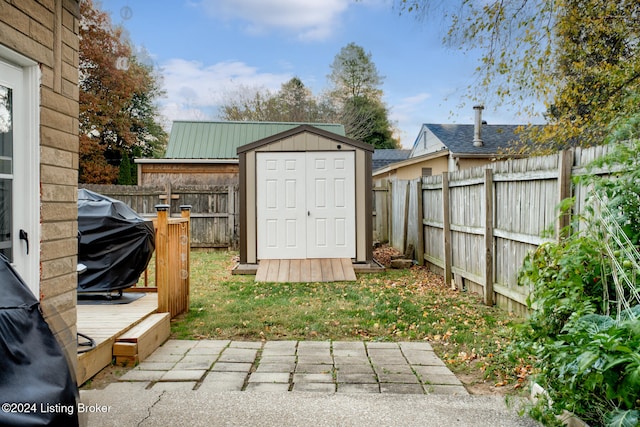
[422, 167, 432, 177]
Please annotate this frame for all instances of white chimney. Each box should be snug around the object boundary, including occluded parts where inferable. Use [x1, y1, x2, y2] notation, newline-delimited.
[473, 105, 484, 147]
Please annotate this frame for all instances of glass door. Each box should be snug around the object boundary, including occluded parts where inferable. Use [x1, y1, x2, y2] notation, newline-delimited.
[0, 84, 13, 262]
[0, 57, 39, 295]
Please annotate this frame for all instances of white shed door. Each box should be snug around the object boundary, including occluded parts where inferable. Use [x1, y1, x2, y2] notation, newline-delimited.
[257, 151, 355, 259]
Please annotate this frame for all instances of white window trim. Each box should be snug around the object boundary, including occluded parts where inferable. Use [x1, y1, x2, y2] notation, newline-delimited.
[0, 44, 41, 297]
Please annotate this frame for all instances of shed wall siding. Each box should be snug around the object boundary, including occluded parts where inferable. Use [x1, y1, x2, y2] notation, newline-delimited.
[355, 149, 366, 261]
[260, 133, 351, 152]
[246, 151, 257, 263]
[139, 163, 239, 186]
[1, 0, 80, 369]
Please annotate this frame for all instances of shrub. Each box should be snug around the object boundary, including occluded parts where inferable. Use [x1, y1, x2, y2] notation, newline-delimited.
[511, 138, 640, 426]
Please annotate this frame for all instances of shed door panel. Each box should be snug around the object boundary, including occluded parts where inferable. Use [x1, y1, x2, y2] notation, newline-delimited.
[257, 153, 306, 259]
[256, 151, 355, 259]
[306, 152, 355, 258]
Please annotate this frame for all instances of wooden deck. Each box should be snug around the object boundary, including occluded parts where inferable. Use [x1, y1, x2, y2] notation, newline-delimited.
[76, 292, 158, 385]
[255, 258, 357, 283]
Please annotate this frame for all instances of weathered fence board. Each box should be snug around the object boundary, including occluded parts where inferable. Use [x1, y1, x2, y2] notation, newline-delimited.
[380, 145, 617, 314]
[79, 183, 238, 249]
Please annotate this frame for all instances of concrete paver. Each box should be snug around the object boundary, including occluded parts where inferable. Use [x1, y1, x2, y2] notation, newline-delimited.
[248, 372, 290, 383]
[255, 362, 296, 373]
[159, 369, 207, 382]
[292, 373, 333, 383]
[380, 383, 426, 394]
[210, 362, 253, 372]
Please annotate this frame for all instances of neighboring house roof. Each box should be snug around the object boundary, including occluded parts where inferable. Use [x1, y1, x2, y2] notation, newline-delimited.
[372, 149, 411, 171]
[165, 121, 346, 159]
[410, 123, 539, 158]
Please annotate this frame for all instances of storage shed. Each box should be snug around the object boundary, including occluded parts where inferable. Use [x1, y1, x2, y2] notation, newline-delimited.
[236, 125, 374, 274]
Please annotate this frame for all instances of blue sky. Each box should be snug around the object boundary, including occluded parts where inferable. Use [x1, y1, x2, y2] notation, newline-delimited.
[100, 0, 538, 148]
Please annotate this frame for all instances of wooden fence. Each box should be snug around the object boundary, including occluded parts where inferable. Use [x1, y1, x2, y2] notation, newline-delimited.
[80, 183, 239, 249]
[378, 145, 613, 314]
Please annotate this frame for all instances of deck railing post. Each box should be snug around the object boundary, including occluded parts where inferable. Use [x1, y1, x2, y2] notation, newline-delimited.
[180, 205, 192, 312]
[155, 204, 170, 314]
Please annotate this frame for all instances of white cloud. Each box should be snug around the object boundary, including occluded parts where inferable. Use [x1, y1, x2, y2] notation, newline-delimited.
[388, 92, 432, 147]
[158, 58, 291, 123]
[197, 0, 351, 40]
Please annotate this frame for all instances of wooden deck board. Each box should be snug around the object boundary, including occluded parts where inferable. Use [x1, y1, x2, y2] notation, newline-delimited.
[254, 259, 356, 283]
[331, 258, 346, 281]
[77, 293, 158, 385]
[310, 259, 323, 282]
[277, 259, 290, 282]
[265, 260, 280, 282]
[289, 259, 301, 283]
[341, 258, 357, 281]
[301, 259, 311, 281]
[320, 258, 334, 282]
[254, 260, 268, 282]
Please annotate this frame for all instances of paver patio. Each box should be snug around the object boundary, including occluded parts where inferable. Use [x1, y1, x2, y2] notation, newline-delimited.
[116, 339, 468, 395]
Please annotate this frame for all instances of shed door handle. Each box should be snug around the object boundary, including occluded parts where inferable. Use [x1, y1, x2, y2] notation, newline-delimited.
[19, 229, 29, 255]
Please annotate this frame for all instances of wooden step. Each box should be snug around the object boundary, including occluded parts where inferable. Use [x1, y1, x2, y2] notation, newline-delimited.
[113, 312, 170, 366]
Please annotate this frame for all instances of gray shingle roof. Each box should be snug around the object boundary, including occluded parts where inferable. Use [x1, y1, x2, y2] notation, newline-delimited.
[425, 124, 535, 154]
[372, 149, 411, 170]
[165, 121, 346, 159]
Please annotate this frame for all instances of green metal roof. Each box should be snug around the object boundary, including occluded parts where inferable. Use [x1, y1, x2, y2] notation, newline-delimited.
[165, 121, 346, 159]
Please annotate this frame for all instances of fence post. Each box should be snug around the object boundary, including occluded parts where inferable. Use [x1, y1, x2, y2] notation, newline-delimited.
[386, 179, 393, 247]
[557, 149, 574, 240]
[180, 205, 192, 311]
[442, 173, 452, 288]
[227, 186, 237, 250]
[484, 169, 494, 306]
[416, 178, 425, 265]
[155, 204, 170, 314]
[403, 181, 410, 254]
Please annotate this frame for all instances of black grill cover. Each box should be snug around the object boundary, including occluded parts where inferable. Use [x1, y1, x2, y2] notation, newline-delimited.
[0, 254, 79, 426]
[77, 189, 155, 292]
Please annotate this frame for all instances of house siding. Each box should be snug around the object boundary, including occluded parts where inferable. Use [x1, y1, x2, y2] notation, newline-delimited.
[1, 0, 80, 369]
[409, 126, 446, 158]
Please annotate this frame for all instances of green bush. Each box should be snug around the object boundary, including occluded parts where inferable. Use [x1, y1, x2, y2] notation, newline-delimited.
[511, 139, 640, 426]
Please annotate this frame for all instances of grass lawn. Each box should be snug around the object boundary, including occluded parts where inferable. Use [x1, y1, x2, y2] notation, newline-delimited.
[170, 249, 525, 394]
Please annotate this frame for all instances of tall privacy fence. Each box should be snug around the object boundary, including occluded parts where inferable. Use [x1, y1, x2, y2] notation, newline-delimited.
[80, 183, 239, 249]
[373, 145, 614, 314]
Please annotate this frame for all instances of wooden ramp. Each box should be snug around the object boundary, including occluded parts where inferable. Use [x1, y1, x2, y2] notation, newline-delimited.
[76, 292, 159, 385]
[255, 258, 357, 283]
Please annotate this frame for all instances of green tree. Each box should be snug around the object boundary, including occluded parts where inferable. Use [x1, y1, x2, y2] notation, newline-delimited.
[117, 151, 132, 185]
[219, 78, 324, 123]
[328, 42, 383, 103]
[395, 0, 640, 150]
[219, 55, 399, 149]
[79, 0, 167, 184]
[327, 43, 398, 148]
[338, 96, 397, 148]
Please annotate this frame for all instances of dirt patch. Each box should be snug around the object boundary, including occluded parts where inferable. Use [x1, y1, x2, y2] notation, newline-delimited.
[457, 372, 516, 396]
[80, 363, 132, 390]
